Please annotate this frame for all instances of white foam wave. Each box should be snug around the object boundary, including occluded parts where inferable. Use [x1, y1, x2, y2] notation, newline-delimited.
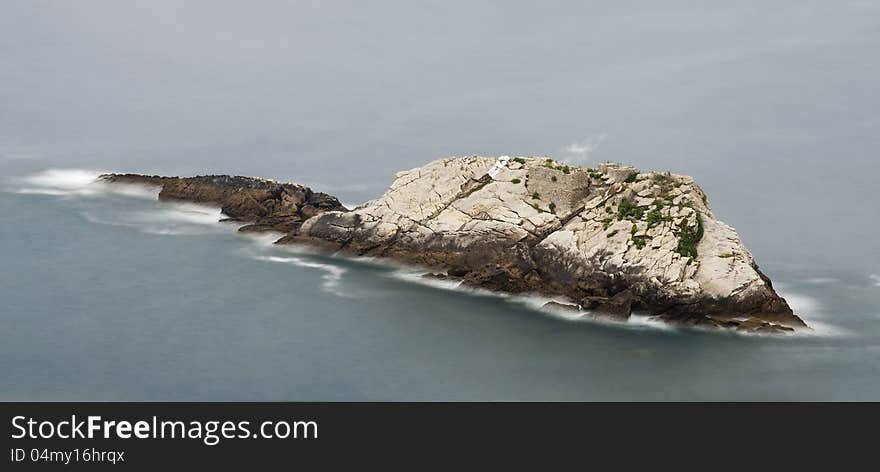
[388, 268, 681, 333]
[390, 269, 465, 292]
[511, 295, 679, 332]
[13, 188, 73, 196]
[81, 202, 229, 236]
[105, 183, 161, 199]
[796, 320, 847, 338]
[870, 274, 880, 287]
[239, 231, 287, 247]
[776, 284, 822, 319]
[773, 283, 848, 337]
[142, 203, 224, 226]
[21, 169, 102, 191]
[389, 268, 526, 301]
[627, 314, 678, 331]
[389, 268, 852, 337]
[7, 169, 160, 199]
[253, 255, 347, 295]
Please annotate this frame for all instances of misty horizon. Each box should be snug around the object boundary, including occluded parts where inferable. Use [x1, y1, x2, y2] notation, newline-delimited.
[2, 1, 879, 275]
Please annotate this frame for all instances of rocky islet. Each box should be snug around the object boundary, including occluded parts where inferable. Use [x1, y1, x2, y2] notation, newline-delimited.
[101, 156, 806, 333]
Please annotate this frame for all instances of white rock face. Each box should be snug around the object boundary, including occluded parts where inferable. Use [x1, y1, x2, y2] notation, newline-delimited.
[298, 156, 803, 328]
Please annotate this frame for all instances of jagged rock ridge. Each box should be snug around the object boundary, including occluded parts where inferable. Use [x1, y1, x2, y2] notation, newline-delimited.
[101, 173, 346, 233]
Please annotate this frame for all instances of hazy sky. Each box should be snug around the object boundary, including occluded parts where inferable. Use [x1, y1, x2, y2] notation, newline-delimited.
[2, 1, 878, 273]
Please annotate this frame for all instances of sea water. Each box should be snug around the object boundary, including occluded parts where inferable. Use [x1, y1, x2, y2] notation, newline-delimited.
[1, 170, 878, 400]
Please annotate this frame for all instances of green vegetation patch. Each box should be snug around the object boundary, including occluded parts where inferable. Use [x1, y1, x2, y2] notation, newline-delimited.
[617, 198, 644, 221]
[511, 178, 521, 184]
[632, 236, 647, 249]
[646, 208, 663, 228]
[541, 159, 573, 174]
[629, 224, 647, 248]
[513, 157, 527, 164]
[675, 210, 704, 259]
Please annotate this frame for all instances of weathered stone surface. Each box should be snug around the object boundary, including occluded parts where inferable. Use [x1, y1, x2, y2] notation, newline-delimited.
[293, 156, 806, 331]
[584, 291, 638, 321]
[101, 156, 807, 333]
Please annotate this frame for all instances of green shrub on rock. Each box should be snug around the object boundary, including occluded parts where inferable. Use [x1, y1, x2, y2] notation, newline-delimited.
[675, 211, 704, 259]
[646, 208, 662, 228]
[617, 198, 644, 221]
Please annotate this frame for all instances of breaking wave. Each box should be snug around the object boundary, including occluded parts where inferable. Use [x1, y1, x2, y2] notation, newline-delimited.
[389, 268, 466, 292]
[79, 202, 230, 236]
[388, 268, 678, 332]
[775, 284, 846, 338]
[252, 255, 348, 296]
[8, 169, 232, 236]
[389, 269, 847, 336]
[6, 169, 160, 199]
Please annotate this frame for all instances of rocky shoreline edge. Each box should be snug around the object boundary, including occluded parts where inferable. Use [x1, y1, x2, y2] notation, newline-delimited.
[100, 157, 807, 334]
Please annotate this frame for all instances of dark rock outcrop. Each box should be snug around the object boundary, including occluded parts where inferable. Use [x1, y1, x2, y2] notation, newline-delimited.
[100, 173, 346, 233]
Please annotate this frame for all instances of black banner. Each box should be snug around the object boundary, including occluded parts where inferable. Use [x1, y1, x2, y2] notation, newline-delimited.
[2, 403, 876, 468]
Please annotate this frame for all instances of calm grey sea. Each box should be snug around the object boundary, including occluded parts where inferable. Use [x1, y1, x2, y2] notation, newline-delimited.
[2, 1, 879, 400]
[1, 175, 878, 401]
